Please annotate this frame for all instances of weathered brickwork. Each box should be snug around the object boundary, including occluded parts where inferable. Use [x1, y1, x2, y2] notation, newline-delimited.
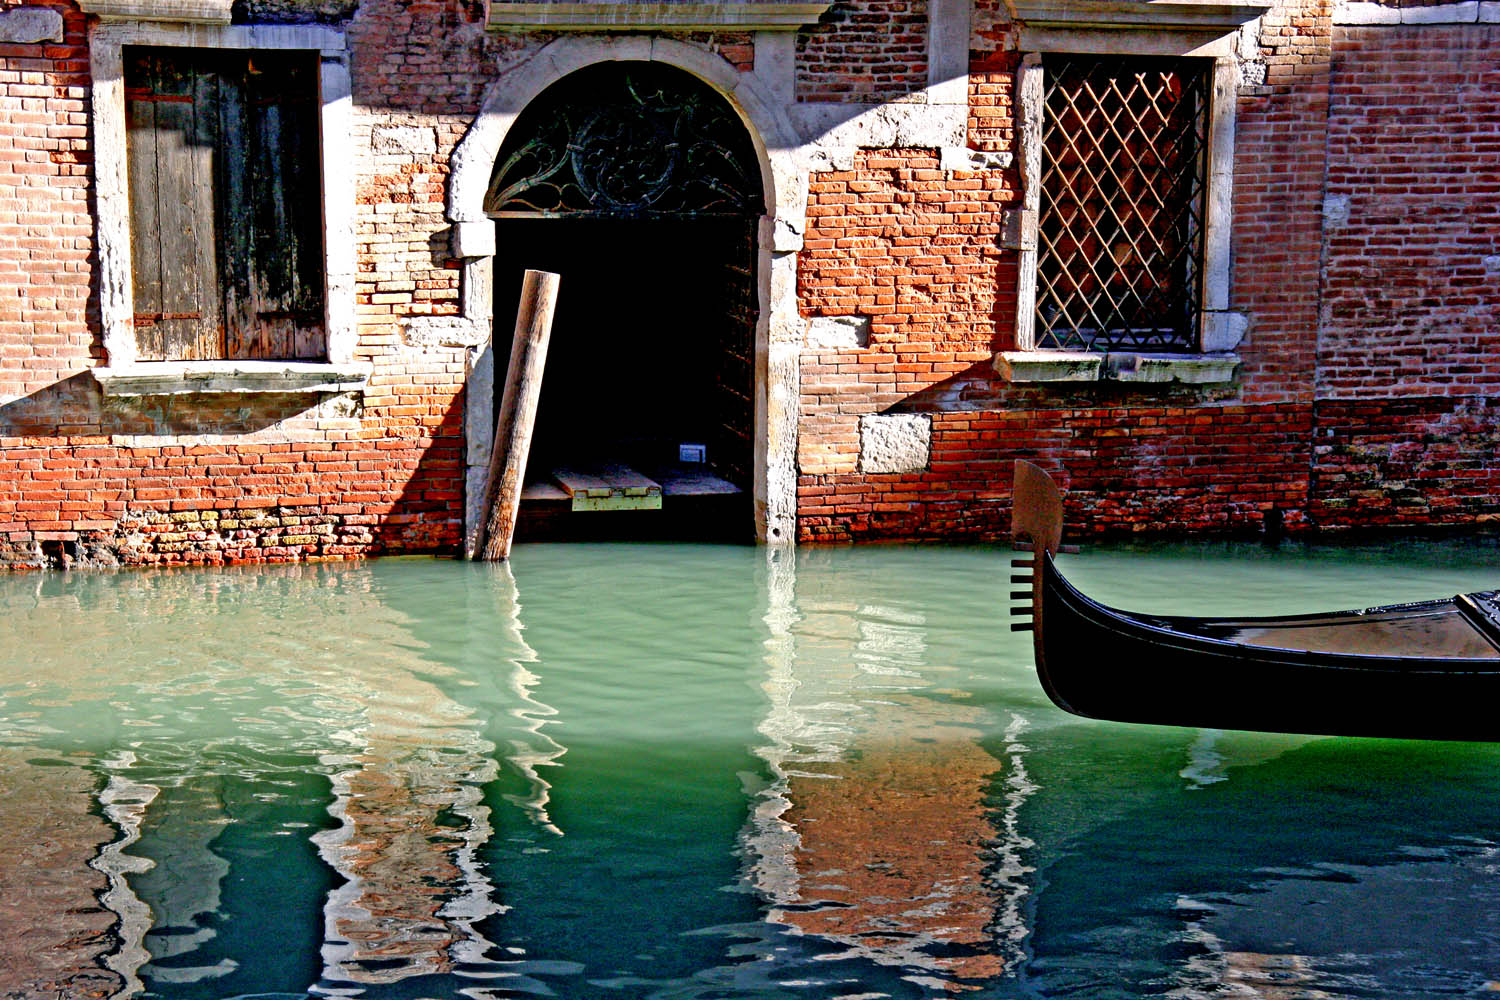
[798, 150, 1015, 476]
[1312, 397, 1500, 530]
[797, 0, 928, 102]
[1228, 0, 1330, 405]
[1318, 25, 1500, 400]
[0, 0, 90, 403]
[800, 404, 1314, 542]
[0, 0, 476, 570]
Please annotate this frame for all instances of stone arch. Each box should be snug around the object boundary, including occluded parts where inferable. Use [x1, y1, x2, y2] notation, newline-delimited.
[447, 36, 807, 550]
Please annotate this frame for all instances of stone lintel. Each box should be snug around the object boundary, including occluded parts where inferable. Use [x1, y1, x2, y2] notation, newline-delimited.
[76, 0, 233, 23]
[94, 361, 373, 396]
[1012, 0, 1270, 32]
[486, 2, 834, 32]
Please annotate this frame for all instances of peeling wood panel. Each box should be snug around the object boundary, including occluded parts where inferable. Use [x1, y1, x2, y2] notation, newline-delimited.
[124, 46, 326, 363]
[126, 49, 221, 361]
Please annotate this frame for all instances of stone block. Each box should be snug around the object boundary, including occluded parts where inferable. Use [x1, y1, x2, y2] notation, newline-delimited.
[0, 7, 63, 44]
[806, 315, 870, 350]
[372, 125, 437, 156]
[859, 414, 931, 475]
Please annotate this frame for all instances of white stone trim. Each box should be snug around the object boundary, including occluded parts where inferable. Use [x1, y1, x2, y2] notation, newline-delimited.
[447, 36, 806, 547]
[485, 3, 834, 31]
[89, 22, 357, 367]
[1335, 0, 1496, 23]
[1012, 39, 1246, 358]
[94, 360, 372, 396]
[995, 351, 1240, 384]
[995, 350, 1103, 382]
[927, 0, 972, 107]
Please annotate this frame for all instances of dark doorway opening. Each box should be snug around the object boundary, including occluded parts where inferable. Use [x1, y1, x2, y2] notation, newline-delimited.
[493, 216, 758, 542]
[483, 61, 765, 544]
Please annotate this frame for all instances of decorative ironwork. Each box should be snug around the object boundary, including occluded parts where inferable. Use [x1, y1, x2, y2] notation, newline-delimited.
[485, 63, 764, 218]
[1035, 56, 1211, 352]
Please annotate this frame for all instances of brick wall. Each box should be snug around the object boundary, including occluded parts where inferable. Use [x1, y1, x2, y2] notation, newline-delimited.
[1318, 24, 1500, 400]
[0, 0, 91, 403]
[799, 404, 1314, 542]
[798, 149, 1014, 478]
[1228, 0, 1331, 406]
[797, 0, 929, 102]
[796, 0, 1500, 544]
[0, 0, 489, 569]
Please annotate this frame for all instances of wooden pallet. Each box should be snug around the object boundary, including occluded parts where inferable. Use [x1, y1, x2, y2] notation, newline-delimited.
[551, 465, 664, 512]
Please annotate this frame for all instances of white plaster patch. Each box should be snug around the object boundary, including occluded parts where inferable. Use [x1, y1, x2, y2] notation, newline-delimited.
[1323, 193, 1350, 228]
[806, 315, 870, 350]
[0, 7, 63, 43]
[1483, 254, 1500, 276]
[940, 146, 1013, 172]
[373, 124, 437, 156]
[859, 414, 931, 475]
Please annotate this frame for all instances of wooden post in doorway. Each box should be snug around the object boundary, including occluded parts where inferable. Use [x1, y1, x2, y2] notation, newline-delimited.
[471, 269, 560, 561]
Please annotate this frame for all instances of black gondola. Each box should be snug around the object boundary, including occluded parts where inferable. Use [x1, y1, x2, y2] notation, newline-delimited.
[1009, 460, 1500, 741]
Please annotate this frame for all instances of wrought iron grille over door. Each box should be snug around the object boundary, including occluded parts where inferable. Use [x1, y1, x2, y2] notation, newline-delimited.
[1035, 56, 1210, 352]
[485, 63, 764, 219]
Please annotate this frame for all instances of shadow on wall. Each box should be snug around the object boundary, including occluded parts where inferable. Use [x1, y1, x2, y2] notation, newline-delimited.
[0, 373, 467, 567]
[0, 373, 353, 439]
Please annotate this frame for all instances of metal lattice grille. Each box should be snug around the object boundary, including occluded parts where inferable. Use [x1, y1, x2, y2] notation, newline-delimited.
[485, 62, 764, 219]
[1036, 56, 1210, 352]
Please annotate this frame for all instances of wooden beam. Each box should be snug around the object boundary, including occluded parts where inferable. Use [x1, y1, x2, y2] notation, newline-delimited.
[471, 269, 560, 561]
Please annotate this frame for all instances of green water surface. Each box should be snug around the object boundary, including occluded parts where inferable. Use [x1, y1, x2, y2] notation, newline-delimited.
[3, 539, 1500, 999]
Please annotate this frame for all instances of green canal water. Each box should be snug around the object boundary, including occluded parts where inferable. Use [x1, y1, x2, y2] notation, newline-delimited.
[4, 539, 1500, 999]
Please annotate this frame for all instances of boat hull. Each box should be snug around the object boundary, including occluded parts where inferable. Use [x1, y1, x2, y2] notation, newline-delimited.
[1035, 554, 1500, 741]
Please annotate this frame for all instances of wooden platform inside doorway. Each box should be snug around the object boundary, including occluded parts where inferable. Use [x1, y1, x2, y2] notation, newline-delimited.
[521, 464, 741, 512]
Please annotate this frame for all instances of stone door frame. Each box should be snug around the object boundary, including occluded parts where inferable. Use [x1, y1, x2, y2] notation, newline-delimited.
[445, 36, 808, 549]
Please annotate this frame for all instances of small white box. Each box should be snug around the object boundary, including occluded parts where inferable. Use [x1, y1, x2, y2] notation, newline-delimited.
[679, 443, 706, 463]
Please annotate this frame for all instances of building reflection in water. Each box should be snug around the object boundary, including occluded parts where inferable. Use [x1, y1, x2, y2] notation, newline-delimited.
[0, 561, 571, 997]
[744, 547, 1037, 992]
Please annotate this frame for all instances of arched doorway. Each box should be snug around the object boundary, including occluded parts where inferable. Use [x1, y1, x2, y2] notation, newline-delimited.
[485, 62, 765, 542]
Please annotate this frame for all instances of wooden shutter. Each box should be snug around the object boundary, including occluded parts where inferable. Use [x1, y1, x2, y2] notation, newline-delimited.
[125, 48, 326, 362]
[126, 49, 221, 361]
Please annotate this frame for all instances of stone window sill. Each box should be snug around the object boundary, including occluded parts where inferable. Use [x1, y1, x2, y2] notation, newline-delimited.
[994, 350, 1241, 385]
[94, 360, 373, 397]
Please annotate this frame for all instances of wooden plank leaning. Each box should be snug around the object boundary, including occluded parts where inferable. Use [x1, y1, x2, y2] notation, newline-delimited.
[470, 269, 560, 561]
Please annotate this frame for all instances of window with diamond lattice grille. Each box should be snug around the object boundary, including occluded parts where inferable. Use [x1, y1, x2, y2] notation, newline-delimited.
[1036, 56, 1211, 352]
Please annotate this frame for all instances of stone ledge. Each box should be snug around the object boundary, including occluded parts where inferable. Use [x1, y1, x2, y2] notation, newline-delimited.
[94, 360, 373, 396]
[1336, 0, 1494, 22]
[1012, 0, 1270, 31]
[76, 0, 233, 23]
[486, 2, 834, 31]
[994, 350, 1104, 382]
[995, 351, 1240, 384]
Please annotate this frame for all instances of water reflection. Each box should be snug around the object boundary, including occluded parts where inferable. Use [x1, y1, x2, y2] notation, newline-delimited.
[4, 542, 1500, 998]
[0, 563, 535, 997]
[746, 547, 1029, 993]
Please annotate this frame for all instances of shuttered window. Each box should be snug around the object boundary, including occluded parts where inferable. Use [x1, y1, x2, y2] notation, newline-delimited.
[125, 47, 325, 362]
